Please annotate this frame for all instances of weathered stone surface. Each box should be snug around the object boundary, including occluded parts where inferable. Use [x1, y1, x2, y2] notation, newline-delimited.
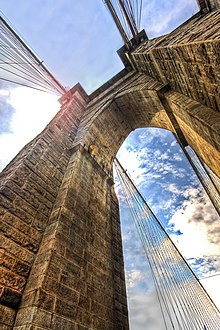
[131, 11, 220, 112]
[0, 304, 17, 326]
[0, 87, 87, 327]
[0, 287, 22, 308]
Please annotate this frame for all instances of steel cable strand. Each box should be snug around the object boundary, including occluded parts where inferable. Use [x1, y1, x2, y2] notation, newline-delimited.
[138, 0, 143, 30]
[132, 181, 220, 328]
[0, 18, 64, 94]
[117, 0, 138, 37]
[129, 189, 197, 329]
[136, 203, 193, 330]
[0, 44, 58, 92]
[190, 153, 220, 207]
[120, 0, 134, 33]
[186, 146, 220, 195]
[140, 198, 220, 329]
[132, 213, 173, 329]
[114, 163, 171, 329]
[124, 0, 137, 34]
[166, 243, 220, 330]
[139, 203, 220, 329]
[153, 222, 209, 330]
[0, 34, 49, 80]
[134, 212, 179, 329]
[1, 17, 66, 94]
[0, 49, 55, 90]
[0, 65, 56, 92]
[143, 228, 195, 329]
[114, 159, 220, 329]
[114, 0, 130, 38]
[131, 202, 185, 329]
[161, 238, 211, 329]
[129, 0, 136, 24]
[115, 163, 187, 329]
[184, 146, 220, 217]
[115, 161, 191, 329]
[0, 77, 57, 93]
[162, 241, 207, 329]
[204, 163, 220, 192]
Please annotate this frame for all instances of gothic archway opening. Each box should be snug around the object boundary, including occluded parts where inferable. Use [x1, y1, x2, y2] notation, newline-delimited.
[113, 127, 220, 329]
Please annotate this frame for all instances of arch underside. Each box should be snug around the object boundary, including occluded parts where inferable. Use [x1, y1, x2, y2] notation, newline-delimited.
[76, 73, 220, 178]
[1, 69, 219, 330]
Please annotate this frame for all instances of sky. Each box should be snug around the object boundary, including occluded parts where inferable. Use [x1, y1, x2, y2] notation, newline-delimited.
[116, 129, 220, 328]
[0, 0, 219, 329]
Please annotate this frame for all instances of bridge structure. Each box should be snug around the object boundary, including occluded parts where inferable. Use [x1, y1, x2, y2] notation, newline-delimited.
[0, 0, 220, 329]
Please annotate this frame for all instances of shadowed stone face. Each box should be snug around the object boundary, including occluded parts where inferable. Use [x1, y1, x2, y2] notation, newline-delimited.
[0, 7, 220, 330]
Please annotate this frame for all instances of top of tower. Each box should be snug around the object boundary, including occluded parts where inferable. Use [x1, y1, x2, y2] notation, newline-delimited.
[104, 0, 145, 44]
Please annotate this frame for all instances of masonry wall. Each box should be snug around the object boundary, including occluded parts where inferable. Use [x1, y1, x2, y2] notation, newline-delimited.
[0, 5, 220, 330]
[131, 11, 220, 112]
[0, 90, 87, 328]
[12, 144, 128, 329]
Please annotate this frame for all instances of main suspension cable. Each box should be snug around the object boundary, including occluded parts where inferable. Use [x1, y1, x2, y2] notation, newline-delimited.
[104, 0, 143, 42]
[114, 157, 220, 329]
[0, 14, 66, 95]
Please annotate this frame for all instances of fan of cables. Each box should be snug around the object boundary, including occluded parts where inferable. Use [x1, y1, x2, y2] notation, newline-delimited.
[114, 157, 220, 330]
[105, 0, 143, 42]
[184, 146, 220, 216]
[0, 15, 66, 95]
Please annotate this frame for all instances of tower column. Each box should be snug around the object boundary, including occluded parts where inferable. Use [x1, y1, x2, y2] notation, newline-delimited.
[13, 144, 129, 329]
[158, 89, 220, 178]
[196, 0, 220, 12]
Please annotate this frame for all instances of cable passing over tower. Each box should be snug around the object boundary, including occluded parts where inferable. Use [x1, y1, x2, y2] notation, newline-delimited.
[104, 0, 144, 43]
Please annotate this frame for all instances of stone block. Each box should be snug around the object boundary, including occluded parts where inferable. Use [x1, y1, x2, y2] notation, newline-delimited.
[0, 287, 22, 308]
[14, 306, 36, 326]
[32, 309, 52, 328]
[0, 250, 15, 270]
[34, 289, 55, 312]
[0, 325, 13, 330]
[0, 268, 26, 291]
[0, 235, 35, 265]
[55, 298, 77, 319]
[51, 315, 76, 330]
[13, 260, 31, 278]
[0, 187, 16, 201]
[0, 304, 17, 325]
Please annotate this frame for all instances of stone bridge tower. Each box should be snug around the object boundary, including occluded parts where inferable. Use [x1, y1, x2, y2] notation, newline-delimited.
[0, 1, 220, 329]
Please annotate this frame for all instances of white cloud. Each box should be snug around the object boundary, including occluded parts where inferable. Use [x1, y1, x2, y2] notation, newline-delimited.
[141, 0, 198, 37]
[0, 87, 59, 171]
[126, 270, 147, 289]
[169, 189, 219, 258]
[201, 275, 220, 310]
[116, 127, 220, 323]
[168, 188, 220, 308]
[128, 290, 165, 330]
[0, 89, 10, 96]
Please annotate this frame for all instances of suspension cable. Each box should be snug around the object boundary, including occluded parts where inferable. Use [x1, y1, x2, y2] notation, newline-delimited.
[114, 157, 220, 329]
[184, 146, 220, 217]
[104, 0, 143, 42]
[0, 15, 66, 95]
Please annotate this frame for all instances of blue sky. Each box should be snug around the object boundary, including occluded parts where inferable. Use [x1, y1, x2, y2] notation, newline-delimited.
[1, 1, 219, 329]
[116, 129, 220, 328]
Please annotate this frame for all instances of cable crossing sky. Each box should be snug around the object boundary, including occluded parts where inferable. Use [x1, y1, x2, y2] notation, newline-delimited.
[114, 157, 220, 330]
[185, 146, 220, 217]
[104, 0, 143, 43]
[0, 1, 143, 94]
[0, 15, 66, 95]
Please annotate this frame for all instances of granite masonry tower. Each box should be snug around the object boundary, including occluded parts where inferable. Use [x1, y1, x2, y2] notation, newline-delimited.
[0, 1, 220, 329]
